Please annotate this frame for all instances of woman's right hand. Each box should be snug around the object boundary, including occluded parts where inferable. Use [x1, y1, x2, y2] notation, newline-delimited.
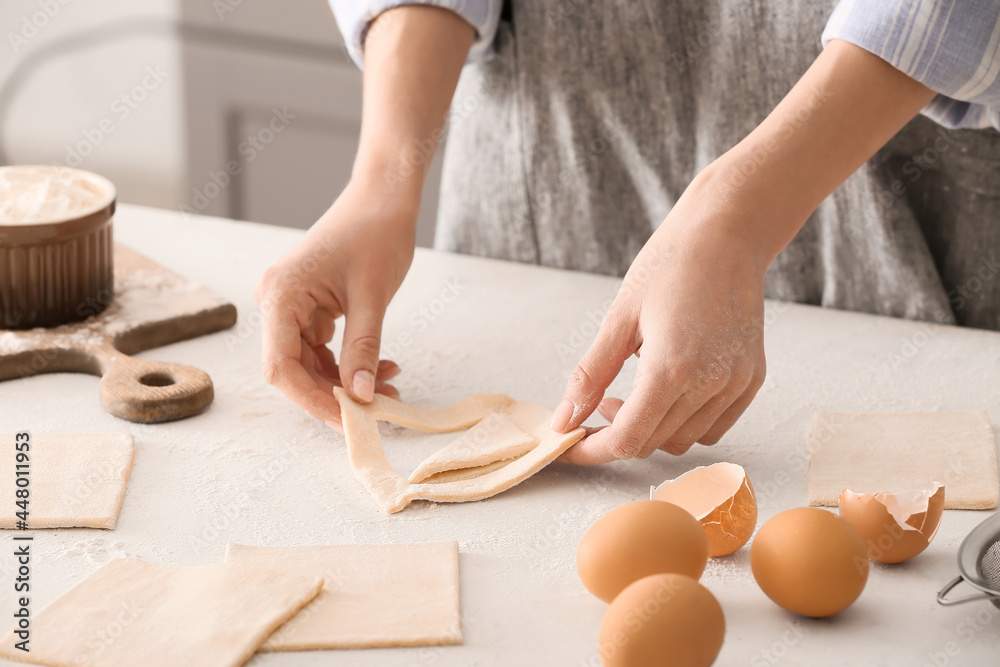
[256, 5, 473, 427]
[254, 180, 417, 428]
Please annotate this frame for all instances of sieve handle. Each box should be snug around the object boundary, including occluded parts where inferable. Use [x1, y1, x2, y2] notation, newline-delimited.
[937, 575, 995, 606]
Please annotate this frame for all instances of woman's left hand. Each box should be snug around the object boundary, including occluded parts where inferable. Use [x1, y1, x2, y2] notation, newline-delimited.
[551, 39, 937, 464]
[551, 166, 769, 464]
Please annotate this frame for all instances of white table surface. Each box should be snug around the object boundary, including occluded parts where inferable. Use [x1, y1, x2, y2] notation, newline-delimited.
[2, 203, 999, 666]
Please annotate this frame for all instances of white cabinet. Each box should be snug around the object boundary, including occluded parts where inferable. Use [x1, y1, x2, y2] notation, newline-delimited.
[0, 1, 442, 243]
[178, 0, 442, 245]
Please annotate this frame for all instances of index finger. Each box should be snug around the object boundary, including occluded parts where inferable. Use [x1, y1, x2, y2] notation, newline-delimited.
[261, 305, 343, 426]
[559, 366, 680, 465]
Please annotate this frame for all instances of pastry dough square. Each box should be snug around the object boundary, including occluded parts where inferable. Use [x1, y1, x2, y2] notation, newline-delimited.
[0, 558, 323, 667]
[808, 411, 999, 509]
[0, 433, 134, 529]
[225, 541, 462, 650]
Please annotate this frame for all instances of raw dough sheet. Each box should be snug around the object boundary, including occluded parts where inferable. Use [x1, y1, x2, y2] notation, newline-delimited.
[0, 558, 323, 667]
[409, 411, 538, 483]
[808, 411, 999, 509]
[335, 388, 585, 513]
[225, 541, 462, 650]
[0, 433, 134, 529]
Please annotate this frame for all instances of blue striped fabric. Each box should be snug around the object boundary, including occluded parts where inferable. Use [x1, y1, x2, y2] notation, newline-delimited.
[330, 0, 501, 68]
[823, 0, 1000, 129]
[330, 0, 1000, 131]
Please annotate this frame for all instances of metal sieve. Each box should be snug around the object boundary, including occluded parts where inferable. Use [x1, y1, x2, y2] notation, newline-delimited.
[937, 511, 1000, 608]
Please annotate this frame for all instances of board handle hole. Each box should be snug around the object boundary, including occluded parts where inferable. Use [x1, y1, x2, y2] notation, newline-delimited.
[139, 372, 175, 387]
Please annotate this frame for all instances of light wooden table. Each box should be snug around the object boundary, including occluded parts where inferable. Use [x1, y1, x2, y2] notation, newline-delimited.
[1, 203, 999, 666]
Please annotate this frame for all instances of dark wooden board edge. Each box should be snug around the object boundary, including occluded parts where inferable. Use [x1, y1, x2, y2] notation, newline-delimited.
[0, 304, 238, 381]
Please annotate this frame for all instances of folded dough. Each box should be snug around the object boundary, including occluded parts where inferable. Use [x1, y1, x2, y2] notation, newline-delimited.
[0, 433, 134, 529]
[808, 411, 999, 509]
[226, 541, 461, 650]
[334, 388, 586, 513]
[409, 412, 538, 483]
[0, 558, 323, 667]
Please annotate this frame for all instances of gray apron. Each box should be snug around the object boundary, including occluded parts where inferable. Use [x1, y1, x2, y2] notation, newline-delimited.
[436, 0, 1000, 330]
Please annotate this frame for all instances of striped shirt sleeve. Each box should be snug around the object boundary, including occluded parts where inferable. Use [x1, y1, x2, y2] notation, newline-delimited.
[330, 0, 501, 68]
[823, 0, 1000, 130]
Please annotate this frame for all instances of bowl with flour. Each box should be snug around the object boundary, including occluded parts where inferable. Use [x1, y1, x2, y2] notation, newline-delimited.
[0, 165, 116, 329]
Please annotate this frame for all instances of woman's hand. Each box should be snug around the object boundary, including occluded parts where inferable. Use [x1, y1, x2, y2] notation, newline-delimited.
[552, 40, 935, 463]
[553, 169, 768, 464]
[255, 181, 415, 428]
[255, 5, 474, 428]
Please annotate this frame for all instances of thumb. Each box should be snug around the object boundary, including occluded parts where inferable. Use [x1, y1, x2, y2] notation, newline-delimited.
[338, 304, 386, 403]
[551, 309, 636, 432]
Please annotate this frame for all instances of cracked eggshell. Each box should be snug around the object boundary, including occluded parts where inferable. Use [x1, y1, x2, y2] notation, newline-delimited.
[577, 501, 709, 603]
[652, 462, 758, 557]
[838, 483, 945, 564]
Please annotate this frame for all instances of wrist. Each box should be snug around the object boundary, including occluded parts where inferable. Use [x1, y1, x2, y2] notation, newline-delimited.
[351, 151, 428, 211]
[679, 157, 793, 269]
[306, 177, 420, 248]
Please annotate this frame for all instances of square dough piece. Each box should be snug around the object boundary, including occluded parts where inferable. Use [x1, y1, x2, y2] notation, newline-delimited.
[225, 541, 462, 650]
[0, 433, 134, 529]
[808, 411, 1000, 509]
[0, 559, 323, 667]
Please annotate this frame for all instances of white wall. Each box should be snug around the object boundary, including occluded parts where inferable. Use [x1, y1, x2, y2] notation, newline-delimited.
[175, 0, 442, 245]
[0, 1, 441, 245]
[0, 0, 185, 208]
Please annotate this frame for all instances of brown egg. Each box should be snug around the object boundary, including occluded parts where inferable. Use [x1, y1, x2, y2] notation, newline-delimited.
[652, 462, 758, 557]
[578, 500, 708, 603]
[750, 508, 868, 618]
[599, 574, 725, 667]
[839, 483, 945, 564]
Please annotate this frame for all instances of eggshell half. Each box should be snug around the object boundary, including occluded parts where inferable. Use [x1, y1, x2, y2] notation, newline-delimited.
[838, 483, 945, 564]
[652, 462, 758, 557]
[600, 574, 725, 667]
[577, 500, 708, 603]
[750, 507, 868, 618]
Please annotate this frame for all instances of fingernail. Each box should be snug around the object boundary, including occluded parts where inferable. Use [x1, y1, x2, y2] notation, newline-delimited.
[352, 370, 375, 402]
[550, 399, 575, 432]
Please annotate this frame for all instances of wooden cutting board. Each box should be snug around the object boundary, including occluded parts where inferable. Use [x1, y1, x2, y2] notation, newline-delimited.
[0, 244, 237, 423]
